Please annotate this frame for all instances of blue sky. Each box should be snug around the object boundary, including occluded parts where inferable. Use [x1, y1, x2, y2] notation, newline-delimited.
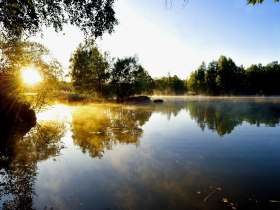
[33, 0, 280, 79]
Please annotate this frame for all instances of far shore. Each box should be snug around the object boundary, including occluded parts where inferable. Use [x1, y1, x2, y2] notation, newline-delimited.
[150, 95, 280, 102]
[57, 93, 280, 104]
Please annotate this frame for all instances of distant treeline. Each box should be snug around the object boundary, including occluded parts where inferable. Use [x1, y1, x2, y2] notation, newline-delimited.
[69, 41, 280, 98]
[70, 40, 189, 99]
[187, 55, 280, 96]
[153, 74, 187, 95]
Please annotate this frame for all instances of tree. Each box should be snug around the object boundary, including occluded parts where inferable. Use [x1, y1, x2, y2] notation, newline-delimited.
[245, 64, 264, 94]
[154, 74, 186, 95]
[70, 40, 110, 98]
[205, 61, 219, 95]
[0, 39, 63, 97]
[154, 77, 169, 95]
[216, 56, 239, 95]
[187, 71, 199, 94]
[110, 56, 153, 101]
[188, 62, 206, 94]
[135, 68, 155, 95]
[169, 75, 186, 95]
[0, 0, 117, 39]
[261, 61, 280, 95]
[247, 0, 279, 4]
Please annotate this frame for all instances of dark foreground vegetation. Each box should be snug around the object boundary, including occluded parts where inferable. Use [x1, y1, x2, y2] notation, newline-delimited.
[0, 93, 36, 149]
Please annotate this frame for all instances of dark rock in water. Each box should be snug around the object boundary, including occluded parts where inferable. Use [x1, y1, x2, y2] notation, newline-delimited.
[124, 96, 151, 105]
[154, 99, 164, 103]
[0, 94, 36, 149]
[67, 93, 85, 102]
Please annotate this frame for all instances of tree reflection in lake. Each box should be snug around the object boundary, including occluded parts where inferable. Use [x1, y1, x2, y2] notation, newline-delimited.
[0, 121, 66, 209]
[71, 100, 280, 159]
[71, 105, 152, 158]
[186, 100, 280, 136]
[1, 99, 280, 209]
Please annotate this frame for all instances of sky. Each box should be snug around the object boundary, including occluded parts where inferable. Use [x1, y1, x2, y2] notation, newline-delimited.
[32, 0, 280, 79]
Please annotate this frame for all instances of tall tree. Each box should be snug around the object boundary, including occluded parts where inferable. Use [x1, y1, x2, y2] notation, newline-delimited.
[110, 56, 153, 101]
[262, 61, 280, 95]
[245, 64, 264, 95]
[188, 62, 206, 94]
[169, 75, 186, 95]
[216, 56, 239, 95]
[187, 71, 199, 94]
[0, 0, 118, 39]
[70, 40, 110, 98]
[205, 61, 219, 95]
[135, 69, 155, 95]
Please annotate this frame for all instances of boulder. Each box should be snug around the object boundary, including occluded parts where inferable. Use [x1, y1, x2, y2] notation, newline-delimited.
[0, 94, 36, 149]
[124, 96, 151, 105]
[153, 99, 164, 104]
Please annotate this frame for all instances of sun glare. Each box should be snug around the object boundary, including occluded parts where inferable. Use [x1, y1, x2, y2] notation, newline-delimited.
[22, 67, 43, 85]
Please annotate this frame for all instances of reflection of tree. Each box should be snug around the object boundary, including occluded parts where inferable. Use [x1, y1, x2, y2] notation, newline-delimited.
[187, 100, 280, 136]
[0, 121, 65, 209]
[71, 105, 152, 158]
[151, 100, 187, 120]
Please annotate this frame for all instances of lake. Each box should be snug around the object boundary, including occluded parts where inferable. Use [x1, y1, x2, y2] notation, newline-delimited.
[1, 97, 280, 210]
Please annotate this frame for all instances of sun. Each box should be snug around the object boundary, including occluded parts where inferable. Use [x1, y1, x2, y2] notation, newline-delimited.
[22, 67, 43, 85]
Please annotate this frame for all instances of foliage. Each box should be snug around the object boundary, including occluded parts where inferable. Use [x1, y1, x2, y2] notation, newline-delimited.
[216, 56, 243, 94]
[135, 69, 155, 95]
[110, 56, 154, 101]
[188, 62, 206, 94]
[70, 40, 110, 98]
[187, 55, 280, 96]
[0, 0, 117, 39]
[0, 40, 63, 90]
[0, 39, 63, 108]
[70, 42, 155, 101]
[247, 0, 279, 4]
[154, 74, 187, 95]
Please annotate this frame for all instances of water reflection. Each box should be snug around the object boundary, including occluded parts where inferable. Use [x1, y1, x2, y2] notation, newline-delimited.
[186, 100, 280, 136]
[0, 121, 66, 209]
[71, 105, 152, 158]
[1, 99, 280, 209]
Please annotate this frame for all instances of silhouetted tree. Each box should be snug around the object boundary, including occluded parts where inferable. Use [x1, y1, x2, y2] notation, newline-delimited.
[247, 0, 279, 4]
[205, 61, 219, 95]
[0, 39, 63, 110]
[70, 40, 110, 98]
[216, 56, 240, 95]
[0, 0, 117, 39]
[110, 56, 153, 101]
[245, 64, 264, 95]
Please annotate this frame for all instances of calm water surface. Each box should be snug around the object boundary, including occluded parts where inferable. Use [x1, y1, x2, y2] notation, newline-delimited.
[1, 97, 280, 210]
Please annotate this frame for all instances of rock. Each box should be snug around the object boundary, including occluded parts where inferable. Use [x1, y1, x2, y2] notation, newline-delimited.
[67, 94, 85, 102]
[0, 94, 36, 149]
[153, 99, 163, 103]
[124, 96, 151, 105]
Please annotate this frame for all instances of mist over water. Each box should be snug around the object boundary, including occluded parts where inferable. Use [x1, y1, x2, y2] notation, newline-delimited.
[1, 97, 280, 210]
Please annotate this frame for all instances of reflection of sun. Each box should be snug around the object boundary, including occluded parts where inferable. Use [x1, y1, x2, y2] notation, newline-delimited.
[22, 67, 42, 85]
[37, 104, 72, 122]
